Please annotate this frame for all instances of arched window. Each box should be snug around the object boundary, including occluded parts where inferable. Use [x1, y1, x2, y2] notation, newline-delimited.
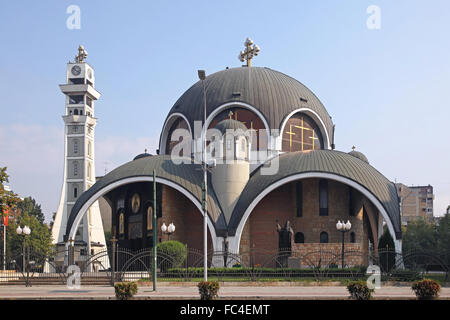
[320, 232, 328, 243]
[165, 117, 190, 156]
[73, 161, 79, 176]
[88, 141, 92, 156]
[74, 109, 79, 115]
[282, 113, 324, 152]
[296, 181, 303, 217]
[208, 107, 267, 151]
[69, 110, 73, 115]
[319, 179, 328, 216]
[73, 139, 79, 154]
[79, 110, 83, 115]
[349, 186, 354, 216]
[295, 232, 305, 243]
[87, 163, 91, 179]
[350, 232, 356, 243]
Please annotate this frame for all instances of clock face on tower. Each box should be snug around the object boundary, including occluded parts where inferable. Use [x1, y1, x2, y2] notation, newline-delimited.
[71, 65, 81, 76]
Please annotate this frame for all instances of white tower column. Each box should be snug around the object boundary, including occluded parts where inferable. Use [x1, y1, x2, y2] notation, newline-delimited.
[51, 46, 106, 262]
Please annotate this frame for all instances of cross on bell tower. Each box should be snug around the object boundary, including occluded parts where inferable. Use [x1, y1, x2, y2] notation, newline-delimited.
[238, 37, 260, 67]
[75, 45, 88, 63]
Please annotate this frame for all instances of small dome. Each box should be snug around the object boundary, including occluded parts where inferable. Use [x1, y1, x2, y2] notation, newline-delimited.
[213, 119, 248, 134]
[133, 152, 152, 161]
[348, 149, 369, 164]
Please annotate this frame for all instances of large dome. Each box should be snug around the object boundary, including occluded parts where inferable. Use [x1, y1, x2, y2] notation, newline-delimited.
[162, 67, 334, 149]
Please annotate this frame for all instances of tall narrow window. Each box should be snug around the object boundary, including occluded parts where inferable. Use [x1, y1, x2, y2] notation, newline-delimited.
[350, 232, 356, 243]
[73, 139, 79, 154]
[87, 163, 91, 179]
[73, 161, 78, 176]
[74, 187, 78, 198]
[74, 109, 79, 115]
[349, 187, 354, 216]
[319, 179, 328, 216]
[296, 181, 303, 217]
[88, 141, 92, 156]
[320, 232, 329, 243]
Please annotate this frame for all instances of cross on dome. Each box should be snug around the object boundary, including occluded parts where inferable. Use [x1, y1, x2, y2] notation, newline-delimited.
[238, 37, 260, 67]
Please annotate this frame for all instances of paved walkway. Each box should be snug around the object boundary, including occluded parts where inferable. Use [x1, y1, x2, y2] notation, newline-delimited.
[0, 285, 449, 299]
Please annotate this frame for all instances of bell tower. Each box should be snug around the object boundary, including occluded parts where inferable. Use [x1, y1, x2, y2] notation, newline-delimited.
[51, 46, 106, 255]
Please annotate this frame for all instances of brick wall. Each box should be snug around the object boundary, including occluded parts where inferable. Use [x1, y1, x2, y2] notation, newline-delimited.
[161, 185, 213, 252]
[292, 243, 367, 267]
[238, 178, 376, 266]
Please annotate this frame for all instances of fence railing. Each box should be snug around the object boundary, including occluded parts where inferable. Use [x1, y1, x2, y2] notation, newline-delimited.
[0, 247, 448, 286]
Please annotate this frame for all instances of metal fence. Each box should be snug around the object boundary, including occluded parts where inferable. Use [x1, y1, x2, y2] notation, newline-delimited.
[0, 246, 448, 286]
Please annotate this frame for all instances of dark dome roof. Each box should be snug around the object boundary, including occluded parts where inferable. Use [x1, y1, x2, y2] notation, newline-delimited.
[348, 150, 369, 164]
[165, 67, 334, 144]
[214, 118, 248, 134]
[133, 153, 152, 161]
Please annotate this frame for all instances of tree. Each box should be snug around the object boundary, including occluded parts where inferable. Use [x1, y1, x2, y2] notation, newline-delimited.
[6, 213, 54, 257]
[17, 197, 45, 224]
[401, 218, 437, 254]
[436, 213, 450, 265]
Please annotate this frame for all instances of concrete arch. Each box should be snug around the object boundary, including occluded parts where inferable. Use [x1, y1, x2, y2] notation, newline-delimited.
[229, 172, 401, 254]
[159, 112, 192, 155]
[279, 108, 331, 150]
[67, 176, 218, 250]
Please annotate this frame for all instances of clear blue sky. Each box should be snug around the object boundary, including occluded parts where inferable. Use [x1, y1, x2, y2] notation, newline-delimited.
[1, 0, 449, 221]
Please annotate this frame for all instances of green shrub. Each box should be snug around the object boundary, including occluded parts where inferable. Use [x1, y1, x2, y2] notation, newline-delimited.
[198, 281, 220, 300]
[347, 281, 374, 300]
[114, 282, 138, 300]
[412, 279, 441, 300]
[157, 240, 187, 270]
[167, 266, 366, 277]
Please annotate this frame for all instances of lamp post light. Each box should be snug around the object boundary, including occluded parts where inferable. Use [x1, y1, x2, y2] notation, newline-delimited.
[336, 220, 351, 269]
[16, 225, 32, 286]
[161, 222, 176, 241]
[198, 69, 208, 282]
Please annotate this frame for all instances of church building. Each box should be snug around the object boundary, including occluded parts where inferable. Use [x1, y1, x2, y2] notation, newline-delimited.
[64, 39, 402, 266]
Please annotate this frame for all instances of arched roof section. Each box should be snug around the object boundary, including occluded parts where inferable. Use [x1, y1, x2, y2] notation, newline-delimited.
[65, 155, 226, 239]
[228, 150, 401, 239]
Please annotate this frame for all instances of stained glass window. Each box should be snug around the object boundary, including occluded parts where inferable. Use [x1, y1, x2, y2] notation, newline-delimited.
[282, 113, 323, 152]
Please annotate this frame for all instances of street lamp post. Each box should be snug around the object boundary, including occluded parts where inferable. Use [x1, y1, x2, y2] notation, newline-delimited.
[16, 225, 31, 286]
[161, 222, 175, 241]
[336, 220, 351, 269]
[198, 69, 208, 282]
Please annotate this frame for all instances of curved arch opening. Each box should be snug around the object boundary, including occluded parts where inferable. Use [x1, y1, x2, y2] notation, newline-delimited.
[232, 172, 401, 254]
[67, 177, 218, 251]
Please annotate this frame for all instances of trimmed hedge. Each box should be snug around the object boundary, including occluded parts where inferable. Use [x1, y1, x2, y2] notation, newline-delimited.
[166, 266, 367, 277]
[156, 240, 187, 270]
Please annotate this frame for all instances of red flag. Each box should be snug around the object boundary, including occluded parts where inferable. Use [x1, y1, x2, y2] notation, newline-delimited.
[2, 207, 8, 227]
